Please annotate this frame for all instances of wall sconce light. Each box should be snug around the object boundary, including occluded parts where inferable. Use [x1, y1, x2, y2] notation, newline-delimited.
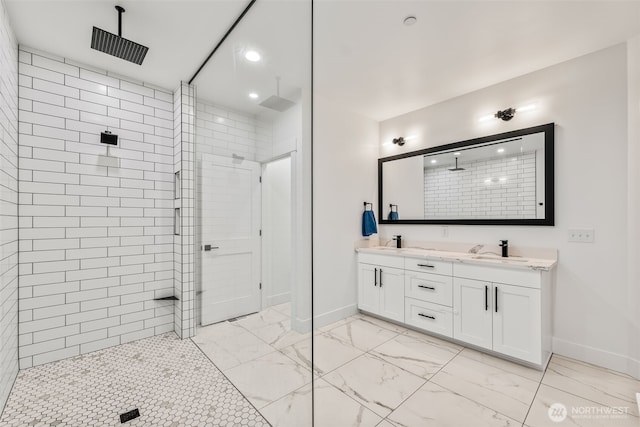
[392, 137, 405, 146]
[495, 108, 516, 121]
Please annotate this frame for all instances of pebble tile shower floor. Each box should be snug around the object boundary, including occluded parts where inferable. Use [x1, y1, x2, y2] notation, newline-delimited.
[0, 333, 269, 427]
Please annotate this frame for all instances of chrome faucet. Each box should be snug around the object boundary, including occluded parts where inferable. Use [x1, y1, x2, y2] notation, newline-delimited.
[468, 244, 484, 254]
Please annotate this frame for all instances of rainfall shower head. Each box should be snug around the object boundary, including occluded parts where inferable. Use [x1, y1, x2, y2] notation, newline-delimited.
[448, 157, 465, 171]
[91, 6, 148, 65]
[259, 77, 295, 112]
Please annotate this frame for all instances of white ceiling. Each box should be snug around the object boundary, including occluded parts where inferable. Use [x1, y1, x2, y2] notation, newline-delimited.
[5, 0, 249, 91]
[314, 0, 640, 121]
[6, 1, 640, 122]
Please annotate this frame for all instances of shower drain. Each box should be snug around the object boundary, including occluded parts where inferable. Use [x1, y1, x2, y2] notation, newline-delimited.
[120, 408, 140, 423]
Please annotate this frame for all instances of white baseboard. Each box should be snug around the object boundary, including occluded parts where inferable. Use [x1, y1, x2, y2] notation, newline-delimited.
[552, 337, 640, 379]
[265, 292, 290, 308]
[291, 303, 358, 334]
[313, 304, 358, 330]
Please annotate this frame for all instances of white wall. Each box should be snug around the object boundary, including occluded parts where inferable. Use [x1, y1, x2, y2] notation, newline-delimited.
[313, 95, 379, 327]
[379, 44, 636, 376]
[262, 156, 292, 307]
[17, 47, 175, 368]
[0, 0, 18, 410]
[627, 36, 640, 378]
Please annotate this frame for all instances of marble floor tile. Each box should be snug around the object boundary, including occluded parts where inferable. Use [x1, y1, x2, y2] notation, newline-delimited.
[224, 350, 312, 409]
[431, 352, 539, 422]
[262, 379, 382, 427]
[326, 318, 399, 352]
[323, 353, 425, 417]
[388, 382, 521, 427]
[458, 347, 545, 382]
[317, 316, 356, 333]
[236, 307, 290, 331]
[354, 313, 409, 334]
[249, 318, 310, 350]
[369, 331, 460, 379]
[281, 332, 363, 376]
[271, 302, 291, 316]
[195, 319, 247, 341]
[542, 355, 640, 417]
[525, 384, 640, 427]
[402, 328, 464, 352]
[192, 327, 277, 370]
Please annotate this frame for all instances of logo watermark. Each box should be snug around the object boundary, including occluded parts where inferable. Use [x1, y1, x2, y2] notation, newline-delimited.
[547, 403, 631, 423]
[548, 403, 567, 422]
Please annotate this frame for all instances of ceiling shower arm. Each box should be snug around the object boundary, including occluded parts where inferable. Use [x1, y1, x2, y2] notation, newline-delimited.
[115, 5, 125, 37]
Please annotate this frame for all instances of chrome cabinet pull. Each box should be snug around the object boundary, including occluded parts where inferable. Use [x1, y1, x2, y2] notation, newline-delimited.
[418, 313, 435, 320]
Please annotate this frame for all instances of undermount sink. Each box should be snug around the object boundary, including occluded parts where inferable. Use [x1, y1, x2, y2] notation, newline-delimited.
[472, 255, 529, 263]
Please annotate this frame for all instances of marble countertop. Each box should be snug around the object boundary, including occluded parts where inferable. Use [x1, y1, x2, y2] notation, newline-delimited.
[356, 246, 557, 271]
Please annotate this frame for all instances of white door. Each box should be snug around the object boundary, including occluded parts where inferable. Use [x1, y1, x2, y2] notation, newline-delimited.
[379, 267, 405, 322]
[493, 283, 542, 364]
[200, 155, 261, 325]
[453, 277, 492, 350]
[358, 263, 379, 314]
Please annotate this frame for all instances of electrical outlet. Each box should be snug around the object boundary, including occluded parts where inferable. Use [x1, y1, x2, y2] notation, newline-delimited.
[568, 229, 595, 243]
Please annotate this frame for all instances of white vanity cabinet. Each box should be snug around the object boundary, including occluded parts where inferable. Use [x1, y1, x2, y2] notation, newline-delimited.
[404, 260, 454, 337]
[357, 249, 553, 368]
[453, 263, 546, 365]
[357, 254, 405, 322]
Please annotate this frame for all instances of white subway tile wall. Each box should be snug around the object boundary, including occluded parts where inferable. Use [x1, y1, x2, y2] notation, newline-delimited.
[0, 0, 19, 410]
[172, 83, 196, 339]
[17, 47, 175, 368]
[180, 84, 195, 338]
[424, 153, 537, 218]
[195, 99, 273, 162]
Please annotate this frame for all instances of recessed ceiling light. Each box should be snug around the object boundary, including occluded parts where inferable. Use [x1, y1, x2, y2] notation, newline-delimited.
[249, 93, 259, 99]
[497, 148, 505, 153]
[403, 16, 417, 26]
[431, 159, 437, 164]
[454, 152, 461, 156]
[245, 50, 261, 62]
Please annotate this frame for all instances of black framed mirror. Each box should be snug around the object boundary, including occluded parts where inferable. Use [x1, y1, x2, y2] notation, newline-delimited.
[379, 123, 554, 225]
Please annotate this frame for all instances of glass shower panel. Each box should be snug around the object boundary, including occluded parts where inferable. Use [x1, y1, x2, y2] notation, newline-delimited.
[189, 1, 313, 426]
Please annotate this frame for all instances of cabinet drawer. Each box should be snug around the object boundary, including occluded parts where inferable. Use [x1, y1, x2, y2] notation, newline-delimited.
[358, 253, 404, 269]
[405, 271, 453, 307]
[453, 263, 541, 289]
[405, 298, 453, 337]
[404, 257, 452, 275]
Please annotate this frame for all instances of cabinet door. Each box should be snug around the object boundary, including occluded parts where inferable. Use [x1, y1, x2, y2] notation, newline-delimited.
[493, 283, 542, 364]
[453, 277, 492, 350]
[358, 263, 380, 314]
[379, 267, 405, 322]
